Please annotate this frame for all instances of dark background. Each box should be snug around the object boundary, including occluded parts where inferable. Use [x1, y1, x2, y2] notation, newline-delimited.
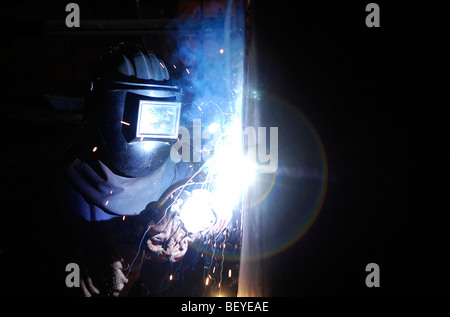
[254, 1, 449, 296]
[0, 0, 448, 297]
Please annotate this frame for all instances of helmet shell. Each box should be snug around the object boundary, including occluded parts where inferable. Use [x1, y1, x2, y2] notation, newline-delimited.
[83, 43, 182, 178]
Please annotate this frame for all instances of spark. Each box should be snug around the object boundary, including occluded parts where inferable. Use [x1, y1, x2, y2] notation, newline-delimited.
[219, 48, 224, 54]
[120, 120, 130, 126]
[159, 62, 165, 69]
[250, 89, 262, 101]
[186, 68, 190, 75]
[205, 277, 210, 286]
[92, 146, 98, 152]
[169, 275, 173, 281]
[228, 269, 232, 278]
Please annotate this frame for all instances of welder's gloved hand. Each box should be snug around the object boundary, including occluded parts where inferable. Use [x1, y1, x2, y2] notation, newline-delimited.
[138, 202, 190, 263]
[80, 261, 128, 297]
[80, 267, 100, 297]
[78, 248, 129, 297]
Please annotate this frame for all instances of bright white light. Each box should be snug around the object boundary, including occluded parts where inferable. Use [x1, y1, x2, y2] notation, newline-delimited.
[176, 140, 255, 234]
[207, 120, 255, 222]
[176, 118, 254, 235]
[207, 122, 220, 134]
[141, 141, 155, 152]
[178, 189, 216, 234]
[210, 154, 255, 221]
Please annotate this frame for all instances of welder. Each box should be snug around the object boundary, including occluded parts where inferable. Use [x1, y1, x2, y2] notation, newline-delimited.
[56, 43, 193, 297]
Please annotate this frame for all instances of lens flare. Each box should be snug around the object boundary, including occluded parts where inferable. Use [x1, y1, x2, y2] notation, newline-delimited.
[241, 93, 328, 261]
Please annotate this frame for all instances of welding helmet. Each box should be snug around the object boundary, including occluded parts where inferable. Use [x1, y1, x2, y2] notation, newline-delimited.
[83, 43, 182, 178]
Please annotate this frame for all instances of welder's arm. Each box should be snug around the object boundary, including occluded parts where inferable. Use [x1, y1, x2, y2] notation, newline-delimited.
[94, 201, 189, 297]
[76, 197, 190, 297]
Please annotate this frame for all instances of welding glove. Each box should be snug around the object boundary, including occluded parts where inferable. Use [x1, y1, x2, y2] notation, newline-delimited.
[127, 201, 190, 263]
[78, 201, 189, 297]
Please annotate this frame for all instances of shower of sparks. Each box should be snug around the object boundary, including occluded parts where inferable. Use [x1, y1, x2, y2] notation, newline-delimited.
[144, 106, 246, 296]
[141, 105, 247, 296]
[173, 77, 245, 295]
[128, 31, 246, 295]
